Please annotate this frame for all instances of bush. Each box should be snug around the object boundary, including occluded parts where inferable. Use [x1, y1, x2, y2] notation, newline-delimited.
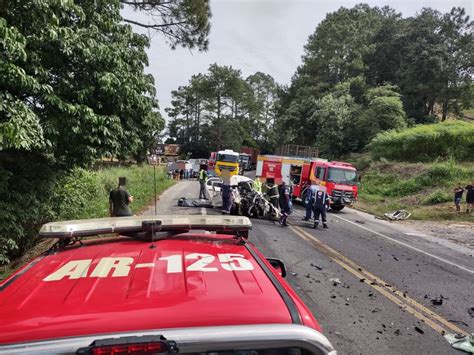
[0, 153, 173, 264]
[369, 120, 474, 162]
[422, 190, 451, 205]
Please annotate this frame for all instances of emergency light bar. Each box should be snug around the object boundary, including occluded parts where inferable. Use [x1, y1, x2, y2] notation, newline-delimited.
[39, 215, 252, 239]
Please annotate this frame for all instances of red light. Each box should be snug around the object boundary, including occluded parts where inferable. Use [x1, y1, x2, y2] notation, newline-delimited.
[91, 342, 168, 355]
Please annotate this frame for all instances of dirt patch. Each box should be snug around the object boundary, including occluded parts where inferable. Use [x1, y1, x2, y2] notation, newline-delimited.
[373, 162, 428, 179]
[402, 220, 474, 250]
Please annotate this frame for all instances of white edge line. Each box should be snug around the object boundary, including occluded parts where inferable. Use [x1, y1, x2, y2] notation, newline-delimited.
[332, 214, 474, 275]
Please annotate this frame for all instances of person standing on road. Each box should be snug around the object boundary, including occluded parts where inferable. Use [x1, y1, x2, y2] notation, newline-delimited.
[303, 180, 318, 221]
[265, 178, 279, 210]
[279, 181, 292, 226]
[313, 181, 330, 229]
[465, 183, 474, 213]
[453, 184, 464, 212]
[198, 167, 208, 199]
[253, 177, 262, 194]
[109, 177, 133, 217]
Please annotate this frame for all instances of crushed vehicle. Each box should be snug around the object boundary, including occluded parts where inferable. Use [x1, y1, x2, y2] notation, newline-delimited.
[0, 216, 336, 355]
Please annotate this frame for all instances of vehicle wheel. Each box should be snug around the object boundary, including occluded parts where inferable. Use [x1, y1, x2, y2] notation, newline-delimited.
[330, 204, 344, 211]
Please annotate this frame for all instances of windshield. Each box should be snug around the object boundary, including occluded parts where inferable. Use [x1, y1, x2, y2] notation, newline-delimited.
[240, 155, 250, 163]
[218, 154, 239, 163]
[327, 168, 357, 185]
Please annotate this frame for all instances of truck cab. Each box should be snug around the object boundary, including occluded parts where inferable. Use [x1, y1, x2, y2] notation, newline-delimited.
[215, 149, 240, 177]
[309, 161, 358, 210]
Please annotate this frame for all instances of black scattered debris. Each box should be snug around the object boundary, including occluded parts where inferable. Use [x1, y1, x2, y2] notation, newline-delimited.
[414, 326, 424, 334]
[355, 220, 365, 224]
[360, 278, 366, 282]
[305, 273, 311, 278]
[368, 292, 374, 297]
[372, 308, 382, 313]
[394, 329, 401, 335]
[403, 292, 407, 298]
[343, 283, 351, 289]
[376, 331, 383, 334]
[448, 320, 469, 327]
[382, 324, 386, 329]
[330, 295, 336, 299]
[310, 263, 324, 270]
[431, 297, 443, 306]
[392, 255, 399, 261]
[370, 281, 378, 285]
[384, 284, 392, 287]
[330, 278, 341, 286]
[468, 307, 474, 317]
[358, 267, 362, 271]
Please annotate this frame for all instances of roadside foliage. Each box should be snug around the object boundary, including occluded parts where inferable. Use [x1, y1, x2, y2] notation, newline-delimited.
[369, 121, 474, 162]
[0, 0, 210, 264]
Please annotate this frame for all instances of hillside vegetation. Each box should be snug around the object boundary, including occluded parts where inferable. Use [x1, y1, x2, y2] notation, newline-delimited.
[369, 121, 474, 162]
[357, 160, 474, 221]
[355, 121, 474, 221]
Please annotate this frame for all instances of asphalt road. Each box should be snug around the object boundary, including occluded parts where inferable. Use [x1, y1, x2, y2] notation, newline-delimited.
[145, 179, 474, 355]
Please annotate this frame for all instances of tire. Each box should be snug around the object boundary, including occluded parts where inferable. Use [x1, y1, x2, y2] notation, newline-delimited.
[330, 204, 345, 211]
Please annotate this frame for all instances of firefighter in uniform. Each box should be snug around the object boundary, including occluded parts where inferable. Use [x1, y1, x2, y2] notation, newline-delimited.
[265, 178, 279, 210]
[313, 183, 330, 229]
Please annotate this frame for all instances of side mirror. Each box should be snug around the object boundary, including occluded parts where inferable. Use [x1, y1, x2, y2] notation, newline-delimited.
[266, 258, 287, 278]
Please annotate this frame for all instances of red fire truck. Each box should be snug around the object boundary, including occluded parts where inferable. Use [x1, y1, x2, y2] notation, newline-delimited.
[256, 155, 358, 211]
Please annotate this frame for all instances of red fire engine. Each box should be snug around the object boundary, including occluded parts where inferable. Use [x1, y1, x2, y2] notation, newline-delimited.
[256, 155, 358, 211]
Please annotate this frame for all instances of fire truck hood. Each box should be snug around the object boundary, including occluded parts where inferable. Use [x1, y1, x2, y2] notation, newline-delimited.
[0, 236, 294, 345]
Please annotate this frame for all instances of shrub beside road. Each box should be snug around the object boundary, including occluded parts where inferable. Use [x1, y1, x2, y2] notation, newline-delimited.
[0, 165, 173, 279]
[355, 159, 474, 221]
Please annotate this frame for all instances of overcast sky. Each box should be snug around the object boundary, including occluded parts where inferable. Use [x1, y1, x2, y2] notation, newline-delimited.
[121, 0, 473, 121]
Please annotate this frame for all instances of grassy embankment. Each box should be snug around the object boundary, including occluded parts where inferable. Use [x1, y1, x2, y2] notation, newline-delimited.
[0, 165, 174, 280]
[351, 121, 474, 222]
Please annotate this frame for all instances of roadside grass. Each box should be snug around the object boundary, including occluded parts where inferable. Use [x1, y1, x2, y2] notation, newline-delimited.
[354, 158, 474, 222]
[0, 165, 174, 281]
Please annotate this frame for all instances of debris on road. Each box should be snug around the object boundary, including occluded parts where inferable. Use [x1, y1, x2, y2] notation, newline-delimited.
[310, 262, 324, 270]
[329, 278, 341, 286]
[384, 210, 411, 221]
[444, 333, 474, 353]
[468, 307, 474, 317]
[355, 220, 365, 224]
[392, 255, 399, 261]
[290, 272, 298, 276]
[414, 326, 424, 334]
[431, 297, 443, 306]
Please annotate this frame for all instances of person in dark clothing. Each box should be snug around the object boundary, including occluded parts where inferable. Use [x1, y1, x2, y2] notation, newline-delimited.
[303, 180, 318, 221]
[465, 183, 474, 213]
[221, 184, 232, 214]
[313, 184, 330, 229]
[198, 168, 208, 199]
[453, 184, 464, 212]
[279, 181, 292, 226]
[109, 177, 133, 217]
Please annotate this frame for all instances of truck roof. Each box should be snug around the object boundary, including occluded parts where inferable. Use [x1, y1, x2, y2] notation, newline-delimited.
[0, 231, 318, 345]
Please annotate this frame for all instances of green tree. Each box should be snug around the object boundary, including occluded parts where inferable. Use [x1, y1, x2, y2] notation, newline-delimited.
[356, 85, 407, 148]
[121, 0, 212, 51]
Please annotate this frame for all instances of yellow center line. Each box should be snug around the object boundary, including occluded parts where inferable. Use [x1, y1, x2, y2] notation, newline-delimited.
[290, 225, 469, 336]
